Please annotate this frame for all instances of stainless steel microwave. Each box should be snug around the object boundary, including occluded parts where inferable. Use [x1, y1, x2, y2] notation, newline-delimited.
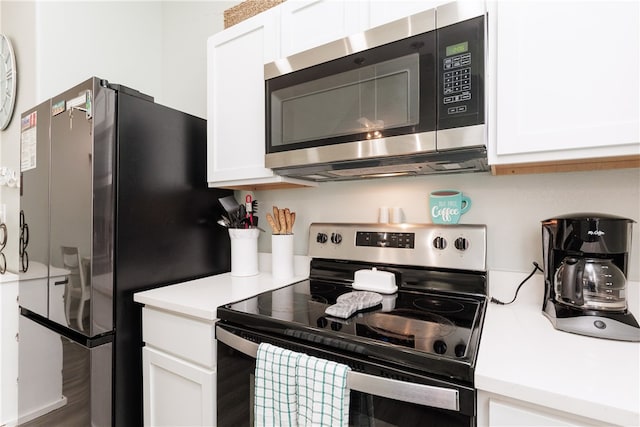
[265, 2, 488, 181]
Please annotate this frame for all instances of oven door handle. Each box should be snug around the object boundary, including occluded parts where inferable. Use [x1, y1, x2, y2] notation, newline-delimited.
[215, 325, 460, 412]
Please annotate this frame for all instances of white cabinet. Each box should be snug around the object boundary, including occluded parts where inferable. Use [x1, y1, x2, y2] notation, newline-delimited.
[206, 8, 315, 190]
[488, 1, 640, 170]
[477, 393, 602, 427]
[207, 9, 277, 186]
[279, 0, 368, 57]
[366, 0, 448, 28]
[141, 307, 217, 426]
[143, 347, 214, 427]
[0, 274, 19, 426]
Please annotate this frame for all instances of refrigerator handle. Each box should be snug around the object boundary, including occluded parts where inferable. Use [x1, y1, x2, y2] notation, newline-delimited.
[53, 278, 69, 286]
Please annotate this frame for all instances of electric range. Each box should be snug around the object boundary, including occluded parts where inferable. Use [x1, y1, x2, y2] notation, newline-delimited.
[216, 223, 487, 426]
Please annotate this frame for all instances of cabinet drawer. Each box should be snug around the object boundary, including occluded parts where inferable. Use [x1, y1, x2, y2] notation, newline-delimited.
[142, 307, 216, 368]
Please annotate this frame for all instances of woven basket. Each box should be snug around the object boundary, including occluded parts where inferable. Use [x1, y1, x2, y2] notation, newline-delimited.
[224, 0, 286, 28]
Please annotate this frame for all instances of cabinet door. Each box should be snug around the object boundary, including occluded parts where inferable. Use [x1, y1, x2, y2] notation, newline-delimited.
[367, 0, 448, 29]
[490, 1, 639, 164]
[143, 346, 215, 427]
[488, 399, 598, 426]
[207, 9, 280, 183]
[279, 0, 368, 57]
[1, 278, 18, 425]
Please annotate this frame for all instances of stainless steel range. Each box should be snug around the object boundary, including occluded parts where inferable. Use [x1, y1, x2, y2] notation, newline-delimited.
[216, 223, 487, 426]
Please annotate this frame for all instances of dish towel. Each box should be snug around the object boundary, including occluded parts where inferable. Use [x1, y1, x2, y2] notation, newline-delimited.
[254, 343, 301, 427]
[296, 354, 351, 427]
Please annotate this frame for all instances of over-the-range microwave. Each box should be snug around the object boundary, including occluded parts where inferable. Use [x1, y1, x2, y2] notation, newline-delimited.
[265, 2, 488, 182]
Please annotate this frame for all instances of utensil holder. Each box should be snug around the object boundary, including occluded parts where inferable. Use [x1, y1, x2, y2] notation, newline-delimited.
[271, 234, 294, 280]
[229, 228, 260, 277]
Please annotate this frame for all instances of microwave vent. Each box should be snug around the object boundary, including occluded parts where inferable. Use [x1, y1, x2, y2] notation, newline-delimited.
[327, 163, 429, 178]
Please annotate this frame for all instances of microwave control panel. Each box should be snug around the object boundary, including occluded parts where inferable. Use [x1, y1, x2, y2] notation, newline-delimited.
[442, 45, 472, 111]
[437, 15, 485, 130]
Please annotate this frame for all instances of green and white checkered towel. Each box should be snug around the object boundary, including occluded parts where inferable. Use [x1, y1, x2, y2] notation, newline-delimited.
[255, 343, 301, 427]
[296, 354, 351, 427]
[254, 343, 351, 427]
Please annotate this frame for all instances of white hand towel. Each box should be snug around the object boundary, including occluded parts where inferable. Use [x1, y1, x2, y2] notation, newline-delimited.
[296, 354, 351, 427]
[254, 343, 301, 427]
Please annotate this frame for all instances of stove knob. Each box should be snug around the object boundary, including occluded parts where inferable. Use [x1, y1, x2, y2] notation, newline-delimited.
[433, 340, 447, 355]
[316, 232, 328, 244]
[433, 236, 447, 250]
[330, 233, 343, 244]
[317, 317, 328, 328]
[454, 237, 469, 251]
[455, 343, 466, 358]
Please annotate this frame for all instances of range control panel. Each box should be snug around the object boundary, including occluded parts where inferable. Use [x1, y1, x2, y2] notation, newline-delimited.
[355, 231, 415, 249]
[309, 223, 486, 272]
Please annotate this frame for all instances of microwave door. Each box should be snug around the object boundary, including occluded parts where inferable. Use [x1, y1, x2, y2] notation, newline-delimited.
[265, 23, 437, 170]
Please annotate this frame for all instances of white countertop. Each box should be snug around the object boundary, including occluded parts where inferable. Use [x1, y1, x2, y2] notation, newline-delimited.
[134, 260, 640, 426]
[133, 253, 310, 320]
[477, 270, 640, 426]
[0, 271, 18, 283]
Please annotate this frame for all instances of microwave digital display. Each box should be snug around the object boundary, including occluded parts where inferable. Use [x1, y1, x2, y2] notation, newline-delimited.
[446, 41, 469, 57]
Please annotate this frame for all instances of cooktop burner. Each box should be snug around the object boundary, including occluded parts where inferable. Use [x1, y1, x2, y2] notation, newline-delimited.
[226, 278, 482, 362]
[414, 297, 466, 313]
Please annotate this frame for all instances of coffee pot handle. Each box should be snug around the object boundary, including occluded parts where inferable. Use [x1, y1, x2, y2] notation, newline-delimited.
[560, 257, 585, 306]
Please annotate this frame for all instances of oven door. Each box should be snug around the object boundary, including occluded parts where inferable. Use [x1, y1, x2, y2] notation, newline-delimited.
[216, 324, 475, 427]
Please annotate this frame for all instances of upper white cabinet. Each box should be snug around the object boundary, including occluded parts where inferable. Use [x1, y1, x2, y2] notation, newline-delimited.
[207, 9, 277, 186]
[488, 1, 640, 169]
[207, 9, 315, 189]
[367, 0, 449, 28]
[279, 0, 368, 57]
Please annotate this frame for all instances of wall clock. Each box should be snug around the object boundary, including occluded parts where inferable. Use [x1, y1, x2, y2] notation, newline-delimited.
[0, 33, 17, 131]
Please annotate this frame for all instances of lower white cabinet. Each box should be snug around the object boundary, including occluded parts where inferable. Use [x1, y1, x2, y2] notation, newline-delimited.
[143, 346, 214, 427]
[141, 307, 217, 427]
[477, 392, 603, 427]
[1, 275, 19, 426]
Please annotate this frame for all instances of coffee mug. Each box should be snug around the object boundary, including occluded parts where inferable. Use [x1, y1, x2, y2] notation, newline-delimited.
[429, 190, 472, 224]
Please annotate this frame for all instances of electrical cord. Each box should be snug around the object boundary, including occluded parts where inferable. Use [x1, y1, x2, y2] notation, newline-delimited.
[490, 261, 543, 305]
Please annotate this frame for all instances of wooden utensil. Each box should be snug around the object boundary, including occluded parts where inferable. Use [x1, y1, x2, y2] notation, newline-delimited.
[267, 206, 296, 235]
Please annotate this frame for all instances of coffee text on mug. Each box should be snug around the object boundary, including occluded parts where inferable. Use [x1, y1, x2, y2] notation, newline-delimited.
[432, 206, 459, 222]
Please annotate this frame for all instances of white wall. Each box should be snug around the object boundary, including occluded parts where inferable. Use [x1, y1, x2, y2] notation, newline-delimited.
[0, 0, 237, 273]
[1, 0, 639, 285]
[250, 167, 640, 282]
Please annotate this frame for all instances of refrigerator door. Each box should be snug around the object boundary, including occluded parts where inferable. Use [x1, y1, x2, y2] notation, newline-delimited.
[19, 101, 51, 317]
[18, 312, 112, 427]
[112, 89, 232, 427]
[48, 78, 115, 336]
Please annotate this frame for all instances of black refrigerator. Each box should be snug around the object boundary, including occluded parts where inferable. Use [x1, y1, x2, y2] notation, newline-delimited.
[18, 77, 231, 426]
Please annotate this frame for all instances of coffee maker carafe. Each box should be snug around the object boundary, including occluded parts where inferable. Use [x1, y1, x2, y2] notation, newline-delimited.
[542, 213, 639, 341]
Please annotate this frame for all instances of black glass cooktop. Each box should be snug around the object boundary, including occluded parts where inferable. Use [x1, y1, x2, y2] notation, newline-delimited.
[218, 276, 487, 382]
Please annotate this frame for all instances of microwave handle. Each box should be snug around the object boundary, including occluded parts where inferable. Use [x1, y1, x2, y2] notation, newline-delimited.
[215, 325, 460, 412]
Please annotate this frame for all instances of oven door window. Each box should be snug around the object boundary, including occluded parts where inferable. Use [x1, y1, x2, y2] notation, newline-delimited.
[217, 339, 471, 427]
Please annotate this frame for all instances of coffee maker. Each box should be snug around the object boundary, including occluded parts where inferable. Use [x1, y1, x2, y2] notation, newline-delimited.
[542, 213, 639, 341]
